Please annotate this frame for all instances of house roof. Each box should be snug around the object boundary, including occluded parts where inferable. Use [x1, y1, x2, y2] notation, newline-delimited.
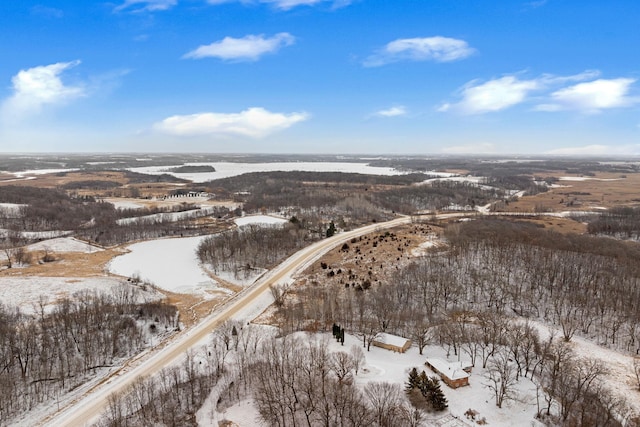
[426, 358, 470, 380]
[374, 332, 410, 348]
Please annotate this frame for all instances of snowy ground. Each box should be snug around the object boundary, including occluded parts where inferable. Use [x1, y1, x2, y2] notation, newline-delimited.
[0, 228, 72, 240]
[116, 207, 217, 225]
[0, 276, 159, 315]
[26, 237, 102, 253]
[0, 237, 102, 262]
[128, 162, 409, 183]
[233, 215, 288, 227]
[214, 332, 543, 427]
[107, 235, 228, 296]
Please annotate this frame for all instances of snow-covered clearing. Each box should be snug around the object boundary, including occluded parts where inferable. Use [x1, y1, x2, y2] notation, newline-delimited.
[26, 237, 102, 253]
[411, 235, 443, 256]
[115, 207, 217, 225]
[0, 237, 101, 263]
[233, 215, 288, 227]
[108, 235, 228, 296]
[0, 276, 160, 315]
[214, 332, 542, 427]
[0, 228, 72, 239]
[129, 162, 409, 183]
[7, 168, 78, 178]
[108, 199, 145, 210]
[0, 202, 26, 213]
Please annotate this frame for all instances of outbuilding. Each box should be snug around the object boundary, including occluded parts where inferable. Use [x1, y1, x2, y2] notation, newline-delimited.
[425, 358, 470, 388]
[371, 333, 412, 353]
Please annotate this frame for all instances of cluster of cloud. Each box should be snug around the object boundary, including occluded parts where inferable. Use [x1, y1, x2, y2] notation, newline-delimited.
[1, 61, 85, 121]
[153, 107, 309, 138]
[114, 0, 177, 12]
[364, 36, 475, 67]
[114, 0, 349, 12]
[184, 33, 295, 61]
[207, 0, 351, 10]
[374, 106, 407, 118]
[439, 71, 638, 115]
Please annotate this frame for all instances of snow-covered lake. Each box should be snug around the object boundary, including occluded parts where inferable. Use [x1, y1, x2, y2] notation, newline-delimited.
[108, 235, 225, 296]
[128, 162, 408, 183]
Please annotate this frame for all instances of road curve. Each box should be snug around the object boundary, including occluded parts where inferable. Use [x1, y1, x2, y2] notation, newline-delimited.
[44, 216, 412, 427]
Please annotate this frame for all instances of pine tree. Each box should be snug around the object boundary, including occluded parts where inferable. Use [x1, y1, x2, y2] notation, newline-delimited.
[419, 375, 448, 411]
[429, 378, 448, 411]
[406, 367, 420, 393]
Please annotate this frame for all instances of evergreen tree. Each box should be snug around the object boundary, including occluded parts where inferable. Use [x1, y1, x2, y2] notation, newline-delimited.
[326, 221, 336, 238]
[405, 367, 420, 393]
[428, 378, 448, 411]
[419, 375, 448, 412]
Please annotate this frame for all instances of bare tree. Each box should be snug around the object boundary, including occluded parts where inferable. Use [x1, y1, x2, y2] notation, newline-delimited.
[485, 348, 519, 408]
[350, 344, 366, 376]
[364, 382, 405, 427]
[330, 351, 354, 383]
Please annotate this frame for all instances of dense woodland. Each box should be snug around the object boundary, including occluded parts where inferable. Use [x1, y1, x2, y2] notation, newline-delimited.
[197, 222, 315, 279]
[584, 206, 640, 240]
[272, 219, 640, 426]
[0, 285, 178, 425]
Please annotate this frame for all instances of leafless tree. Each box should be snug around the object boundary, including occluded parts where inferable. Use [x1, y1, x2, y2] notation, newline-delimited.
[485, 348, 519, 408]
[330, 351, 354, 383]
[364, 382, 405, 427]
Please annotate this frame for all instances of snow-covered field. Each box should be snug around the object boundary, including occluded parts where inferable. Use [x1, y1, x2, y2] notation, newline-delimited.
[0, 276, 159, 314]
[0, 202, 26, 213]
[116, 207, 217, 225]
[0, 228, 72, 240]
[26, 237, 102, 253]
[108, 235, 227, 296]
[233, 215, 288, 227]
[129, 162, 408, 183]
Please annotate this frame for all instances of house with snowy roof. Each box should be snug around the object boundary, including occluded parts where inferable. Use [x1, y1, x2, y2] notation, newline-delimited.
[425, 358, 471, 388]
[371, 332, 411, 353]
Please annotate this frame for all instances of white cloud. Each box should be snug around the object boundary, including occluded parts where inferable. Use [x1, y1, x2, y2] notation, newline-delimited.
[441, 143, 497, 154]
[364, 36, 475, 67]
[114, 0, 177, 12]
[184, 33, 295, 61]
[207, 0, 351, 10]
[374, 106, 407, 117]
[524, 0, 548, 9]
[1, 61, 85, 120]
[536, 78, 638, 113]
[439, 71, 637, 115]
[153, 107, 309, 138]
[439, 76, 540, 114]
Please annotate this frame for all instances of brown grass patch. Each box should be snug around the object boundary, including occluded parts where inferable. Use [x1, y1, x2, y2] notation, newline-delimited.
[0, 248, 125, 278]
[508, 172, 640, 213]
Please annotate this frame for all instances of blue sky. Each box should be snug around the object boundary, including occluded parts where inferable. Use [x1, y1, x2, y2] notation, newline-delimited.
[1, 0, 639, 155]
